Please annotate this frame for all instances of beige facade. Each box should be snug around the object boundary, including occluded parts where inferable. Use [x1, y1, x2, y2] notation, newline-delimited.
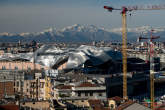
[23, 80, 31, 98]
[72, 82, 106, 99]
[23, 77, 51, 100]
[14, 80, 23, 94]
[21, 101, 50, 110]
[0, 61, 49, 70]
[23, 79, 45, 100]
[44, 77, 51, 100]
[0, 50, 4, 55]
[67, 99, 90, 107]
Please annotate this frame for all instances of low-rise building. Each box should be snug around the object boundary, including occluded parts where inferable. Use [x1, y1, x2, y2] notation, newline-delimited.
[21, 101, 50, 110]
[54, 85, 73, 99]
[0, 58, 49, 70]
[23, 76, 51, 100]
[0, 81, 14, 99]
[72, 82, 106, 100]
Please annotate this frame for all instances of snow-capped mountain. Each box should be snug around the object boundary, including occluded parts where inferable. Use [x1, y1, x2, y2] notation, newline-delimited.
[109, 26, 165, 41]
[110, 26, 165, 34]
[0, 24, 165, 42]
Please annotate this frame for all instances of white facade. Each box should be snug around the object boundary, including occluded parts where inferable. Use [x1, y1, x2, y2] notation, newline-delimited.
[72, 86, 106, 99]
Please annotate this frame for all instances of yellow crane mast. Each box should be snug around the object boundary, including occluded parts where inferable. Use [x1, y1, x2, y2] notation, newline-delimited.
[122, 11, 128, 100]
[104, 5, 132, 100]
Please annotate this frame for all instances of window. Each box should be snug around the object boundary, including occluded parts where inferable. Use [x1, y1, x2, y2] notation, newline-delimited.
[17, 81, 19, 87]
[15, 66, 18, 70]
[40, 82, 44, 88]
[85, 92, 88, 96]
[21, 81, 24, 87]
[90, 92, 93, 96]
[99, 93, 102, 96]
[2, 66, 6, 70]
[78, 92, 81, 97]
[27, 67, 31, 71]
[110, 104, 114, 109]
[41, 68, 44, 71]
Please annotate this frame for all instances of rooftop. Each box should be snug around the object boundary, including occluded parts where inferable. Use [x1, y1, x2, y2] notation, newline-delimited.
[77, 82, 97, 87]
[108, 96, 123, 102]
[88, 99, 109, 110]
[56, 85, 73, 90]
[0, 104, 19, 110]
[116, 100, 151, 110]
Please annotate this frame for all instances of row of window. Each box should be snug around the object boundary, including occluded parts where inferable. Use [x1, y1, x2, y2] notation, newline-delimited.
[1, 66, 31, 70]
[1, 66, 45, 70]
[14, 81, 23, 87]
[78, 92, 103, 97]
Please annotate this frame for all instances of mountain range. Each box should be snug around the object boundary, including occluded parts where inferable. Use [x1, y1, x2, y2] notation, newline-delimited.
[0, 24, 165, 42]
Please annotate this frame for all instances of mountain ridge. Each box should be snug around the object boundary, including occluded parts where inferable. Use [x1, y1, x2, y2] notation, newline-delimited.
[0, 24, 165, 42]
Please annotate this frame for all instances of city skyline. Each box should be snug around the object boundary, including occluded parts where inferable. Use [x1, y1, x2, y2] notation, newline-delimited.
[0, 0, 165, 33]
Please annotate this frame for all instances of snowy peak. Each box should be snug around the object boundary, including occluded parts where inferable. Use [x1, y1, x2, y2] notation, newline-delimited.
[110, 26, 165, 34]
[61, 24, 105, 33]
[0, 24, 165, 42]
[0, 32, 16, 36]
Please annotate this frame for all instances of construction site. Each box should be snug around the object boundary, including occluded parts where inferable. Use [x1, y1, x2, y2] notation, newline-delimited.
[1, 2, 165, 110]
[103, 4, 165, 110]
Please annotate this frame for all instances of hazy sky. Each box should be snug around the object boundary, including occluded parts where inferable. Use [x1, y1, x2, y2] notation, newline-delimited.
[0, 0, 165, 33]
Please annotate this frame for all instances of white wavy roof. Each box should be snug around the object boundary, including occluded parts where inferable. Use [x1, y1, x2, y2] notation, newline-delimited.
[34, 45, 122, 69]
[0, 45, 122, 70]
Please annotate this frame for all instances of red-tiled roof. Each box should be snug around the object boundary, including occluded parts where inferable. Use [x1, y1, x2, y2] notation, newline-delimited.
[56, 85, 73, 89]
[77, 82, 97, 87]
[88, 99, 109, 110]
[88, 99, 102, 106]
[108, 96, 123, 102]
[0, 104, 19, 110]
[116, 100, 134, 110]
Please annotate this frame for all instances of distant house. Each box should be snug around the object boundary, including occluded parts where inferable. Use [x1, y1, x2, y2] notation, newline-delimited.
[117, 101, 151, 110]
[72, 82, 106, 100]
[0, 81, 14, 99]
[108, 97, 151, 110]
[23, 76, 51, 100]
[0, 104, 19, 110]
[0, 58, 49, 70]
[54, 85, 73, 99]
[88, 99, 109, 110]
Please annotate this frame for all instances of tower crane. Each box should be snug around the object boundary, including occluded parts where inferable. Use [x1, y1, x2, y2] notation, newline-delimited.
[138, 31, 160, 63]
[138, 29, 160, 110]
[104, 4, 165, 109]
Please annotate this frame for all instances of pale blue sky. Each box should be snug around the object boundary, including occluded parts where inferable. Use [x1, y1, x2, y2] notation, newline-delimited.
[0, 0, 165, 33]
